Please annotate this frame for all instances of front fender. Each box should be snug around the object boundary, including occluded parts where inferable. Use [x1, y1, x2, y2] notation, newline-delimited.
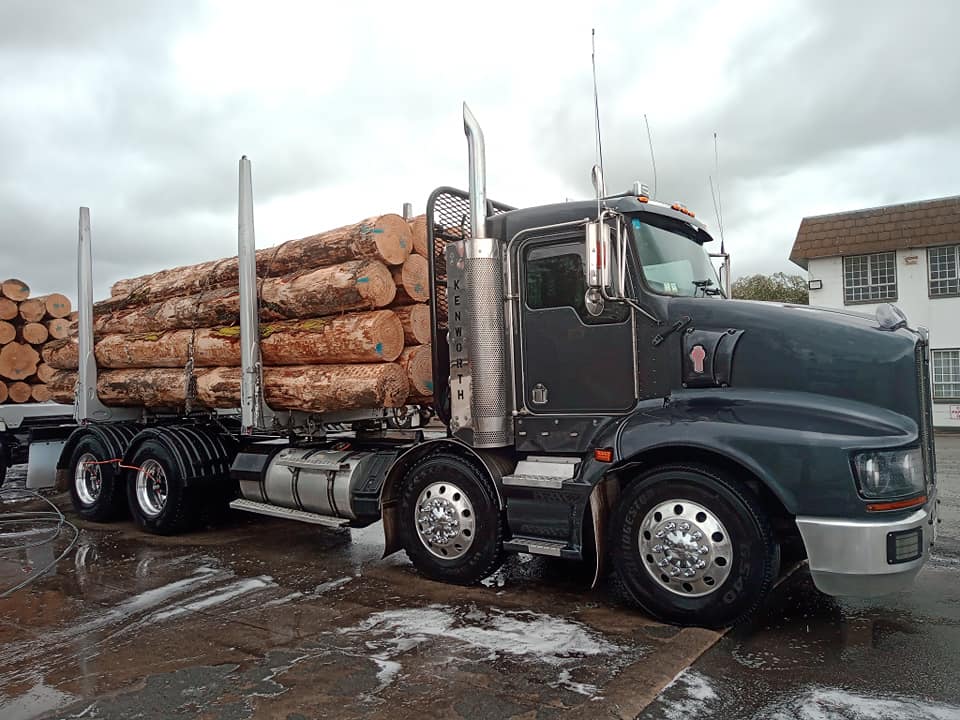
[615, 388, 917, 519]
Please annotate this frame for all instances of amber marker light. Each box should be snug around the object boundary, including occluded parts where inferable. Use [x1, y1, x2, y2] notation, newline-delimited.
[866, 495, 927, 512]
[594, 448, 614, 463]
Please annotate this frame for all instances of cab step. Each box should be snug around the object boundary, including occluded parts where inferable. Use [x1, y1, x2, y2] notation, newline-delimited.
[229, 498, 349, 529]
[502, 456, 579, 490]
[503, 536, 579, 559]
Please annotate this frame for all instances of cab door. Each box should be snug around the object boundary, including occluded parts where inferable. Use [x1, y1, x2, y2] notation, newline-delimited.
[519, 237, 636, 414]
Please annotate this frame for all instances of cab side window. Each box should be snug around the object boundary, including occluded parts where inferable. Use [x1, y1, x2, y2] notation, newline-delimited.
[524, 241, 629, 324]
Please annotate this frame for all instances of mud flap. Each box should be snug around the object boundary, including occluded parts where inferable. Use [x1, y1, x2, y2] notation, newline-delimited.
[381, 499, 402, 558]
[589, 477, 619, 588]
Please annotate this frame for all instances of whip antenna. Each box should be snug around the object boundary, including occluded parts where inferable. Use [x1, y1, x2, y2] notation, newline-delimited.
[644, 114, 658, 199]
[591, 28, 605, 209]
[713, 131, 726, 254]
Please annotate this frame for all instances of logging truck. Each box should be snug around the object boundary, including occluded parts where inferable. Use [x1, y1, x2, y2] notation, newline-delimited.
[1, 105, 940, 627]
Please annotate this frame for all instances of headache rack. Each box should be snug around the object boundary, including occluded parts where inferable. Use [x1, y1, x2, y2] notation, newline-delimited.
[425, 187, 514, 427]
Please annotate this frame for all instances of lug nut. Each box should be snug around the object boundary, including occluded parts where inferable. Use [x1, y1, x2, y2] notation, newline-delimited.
[692, 531, 702, 540]
[699, 545, 709, 555]
[665, 522, 676, 530]
[679, 522, 690, 531]
[653, 544, 664, 553]
[656, 530, 665, 539]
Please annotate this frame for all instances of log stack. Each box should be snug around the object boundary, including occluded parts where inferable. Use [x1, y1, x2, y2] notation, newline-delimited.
[0, 278, 74, 404]
[47, 211, 435, 412]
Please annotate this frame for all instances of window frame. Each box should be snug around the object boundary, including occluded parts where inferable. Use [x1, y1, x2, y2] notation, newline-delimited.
[932, 348, 960, 403]
[927, 244, 960, 299]
[842, 251, 898, 305]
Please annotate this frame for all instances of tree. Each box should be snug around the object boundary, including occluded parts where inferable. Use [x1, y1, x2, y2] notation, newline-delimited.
[731, 272, 809, 305]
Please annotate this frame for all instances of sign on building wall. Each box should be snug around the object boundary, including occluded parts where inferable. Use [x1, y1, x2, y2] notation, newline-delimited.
[951, 405, 960, 421]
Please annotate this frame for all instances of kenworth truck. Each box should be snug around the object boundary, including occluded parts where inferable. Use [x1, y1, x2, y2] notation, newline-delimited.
[5, 105, 938, 627]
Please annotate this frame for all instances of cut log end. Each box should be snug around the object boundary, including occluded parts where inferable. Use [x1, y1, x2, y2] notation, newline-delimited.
[394, 304, 431, 345]
[36, 363, 56, 384]
[0, 298, 17, 321]
[22, 322, 49, 345]
[1, 278, 30, 302]
[47, 318, 72, 340]
[371, 214, 414, 266]
[18, 298, 45, 323]
[30, 384, 52, 403]
[33, 293, 72, 319]
[0, 342, 40, 381]
[398, 344, 434, 396]
[7, 381, 32, 403]
[354, 261, 397, 308]
[391, 254, 430, 304]
[0, 381, 6, 403]
[0, 320, 14, 345]
[408, 215, 428, 257]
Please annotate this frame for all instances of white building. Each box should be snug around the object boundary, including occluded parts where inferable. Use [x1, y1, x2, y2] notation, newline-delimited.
[790, 195, 960, 429]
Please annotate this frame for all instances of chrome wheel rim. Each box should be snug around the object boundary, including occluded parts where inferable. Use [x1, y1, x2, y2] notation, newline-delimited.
[415, 481, 476, 559]
[639, 499, 733, 597]
[136, 459, 168, 518]
[74, 453, 102, 506]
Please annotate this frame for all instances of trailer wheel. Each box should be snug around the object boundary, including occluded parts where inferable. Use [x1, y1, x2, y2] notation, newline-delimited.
[398, 451, 503, 585]
[126, 439, 196, 535]
[67, 436, 126, 522]
[610, 463, 779, 628]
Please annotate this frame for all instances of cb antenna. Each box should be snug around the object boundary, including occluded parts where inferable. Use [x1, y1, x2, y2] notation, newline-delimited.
[591, 28, 605, 211]
[644, 113, 658, 199]
[710, 131, 726, 254]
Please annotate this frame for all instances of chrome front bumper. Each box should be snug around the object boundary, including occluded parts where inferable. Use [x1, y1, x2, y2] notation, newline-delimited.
[796, 490, 938, 597]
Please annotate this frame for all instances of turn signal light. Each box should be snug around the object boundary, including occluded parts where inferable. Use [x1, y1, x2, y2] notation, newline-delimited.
[637, 196, 649, 203]
[866, 495, 927, 512]
[594, 448, 614, 463]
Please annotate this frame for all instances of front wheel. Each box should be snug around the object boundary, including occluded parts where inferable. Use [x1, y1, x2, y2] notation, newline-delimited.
[398, 451, 504, 585]
[610, 463, 779, 628]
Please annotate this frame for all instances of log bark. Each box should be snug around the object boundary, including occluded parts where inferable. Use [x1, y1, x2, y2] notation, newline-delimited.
[30, 293, 72, 319]
[18, 299, 45, 323]
[0, 380, 6, 403]
[0, 320, 14, 345]
[94, 364, 409, 412]
[7, 381, 31, 403]
[106, 214, 412, 307]
[398, 344, 433, 396]
[405, 392, 434, 406]
[390, 254, 430, 304]
[394, 304, 431, 345]
[42, 338, 78, 370]
[0, 298, 16, 321]
[87, 310, 404, 368]
[95, 260, 395, 335]
[1, 279, 30, 302]
[47, 318, 72, 340]
[36, 363, 56, 384]
[30, 384, 52, 403]
[409, 215, 429, 257]
[22, 322, 48, 345]
[48, 371, 76, 404]
[0, 342, 40, 381]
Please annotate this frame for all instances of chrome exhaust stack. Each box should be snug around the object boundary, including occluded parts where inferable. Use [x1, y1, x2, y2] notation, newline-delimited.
[453, 104, 512, 448]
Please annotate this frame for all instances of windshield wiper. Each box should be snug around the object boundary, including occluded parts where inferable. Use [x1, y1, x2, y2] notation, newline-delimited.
[692, 279, 722, 297]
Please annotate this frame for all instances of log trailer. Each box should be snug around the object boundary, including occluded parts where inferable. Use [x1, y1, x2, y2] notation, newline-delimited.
[4, 105, 940, 627]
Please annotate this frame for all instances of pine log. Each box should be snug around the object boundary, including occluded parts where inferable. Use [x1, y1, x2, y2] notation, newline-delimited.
[95, 260, 395, 335]
[398, 344, 433, 396]
[0, 320, 14, 345]
[47, 318, 72, 340]
[0, 342, 40, 381]
[405, 393, 434, 406]
[0, 298, 16, 321]
[42, 338, 78, 370]
[88, 310, 404, 368]
[30, 293, 72, 319]
[30, 384, 52, 403]
[394, 304, 431, 345]
[94, 364, 409, 412]
[36, 363, 56, 384]
[48, 371, 77, 404]
[18, 299, 45, 323]
[1, 279, 30, 302]
[106, 214, 412, 307]
[22, 322, 48, 345]
[409, 215, 429, 257]
[390, 254, 430, 304]
[0, 381, 6, 403]
[7, 381, 31, 403]
[68, 310, 79, 322]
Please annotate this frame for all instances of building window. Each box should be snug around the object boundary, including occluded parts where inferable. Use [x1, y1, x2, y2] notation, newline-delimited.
[928, 245, 959, 297]
[932, 349, 960, 400]
[843, 252, 897, 303]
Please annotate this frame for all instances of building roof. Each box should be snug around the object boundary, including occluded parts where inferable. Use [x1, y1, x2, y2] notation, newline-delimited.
[790, 194, 960, 269]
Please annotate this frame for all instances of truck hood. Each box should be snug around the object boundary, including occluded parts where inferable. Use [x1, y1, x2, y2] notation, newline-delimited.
[669, 298, 922, 422]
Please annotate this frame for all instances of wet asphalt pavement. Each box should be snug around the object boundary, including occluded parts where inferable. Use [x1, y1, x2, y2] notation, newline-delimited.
[0, 435, 958, 719]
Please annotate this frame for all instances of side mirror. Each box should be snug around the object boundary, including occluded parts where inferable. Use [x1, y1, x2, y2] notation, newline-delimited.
[586, 216, 626, 298]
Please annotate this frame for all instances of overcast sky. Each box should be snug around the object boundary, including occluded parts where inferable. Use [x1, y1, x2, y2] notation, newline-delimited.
[2, 0, 958, 301]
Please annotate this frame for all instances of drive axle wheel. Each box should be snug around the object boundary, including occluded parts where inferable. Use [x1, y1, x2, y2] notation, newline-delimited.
[68, 435, 126, 522]
[126, 439, 196, 535]
[611, 463, 779, 628]
[398, 451, 503, 585]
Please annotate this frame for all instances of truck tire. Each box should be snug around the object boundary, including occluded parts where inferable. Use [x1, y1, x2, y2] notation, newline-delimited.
[398, 451, 504, 585]
[67, 436, 127, 522]
[0, 439, 7, 488]
[610, 463, 779, 628]
[125, 439, 197, 535]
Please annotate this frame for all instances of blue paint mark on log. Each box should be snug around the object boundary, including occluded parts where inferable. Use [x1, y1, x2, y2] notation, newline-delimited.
[425, 380, 434, 391]
[375, 342, 383, 354]
[357, 277, 369, 283]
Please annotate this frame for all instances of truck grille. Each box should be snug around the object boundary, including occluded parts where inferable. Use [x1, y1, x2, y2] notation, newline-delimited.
[915, 333, 936, 485]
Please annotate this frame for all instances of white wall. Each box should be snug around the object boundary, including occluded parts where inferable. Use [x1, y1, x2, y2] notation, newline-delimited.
[807, 250, 960, 428]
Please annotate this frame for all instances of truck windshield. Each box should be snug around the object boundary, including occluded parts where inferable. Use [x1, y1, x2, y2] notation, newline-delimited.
[630, 216, 724, 298]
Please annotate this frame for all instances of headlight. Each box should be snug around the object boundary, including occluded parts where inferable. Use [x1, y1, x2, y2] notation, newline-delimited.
[852, 447, 925, 499]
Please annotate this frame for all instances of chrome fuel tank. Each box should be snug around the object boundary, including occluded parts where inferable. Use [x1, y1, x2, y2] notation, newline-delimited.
[238, 447, 378, 520]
